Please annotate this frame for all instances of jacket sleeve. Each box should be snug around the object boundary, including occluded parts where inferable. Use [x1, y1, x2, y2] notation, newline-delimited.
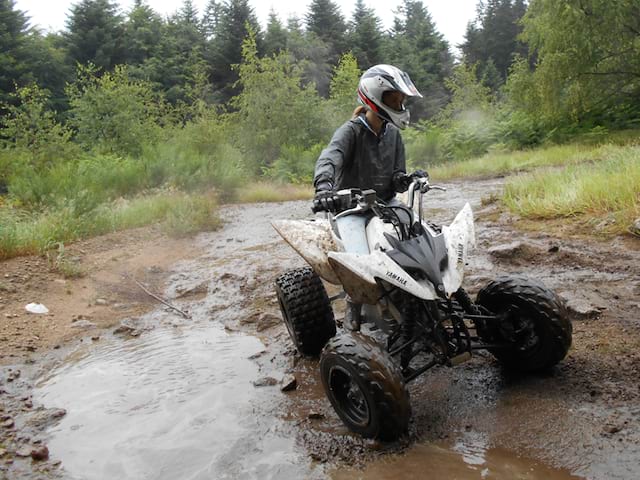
[313, 122, 356, 189]
[393, 131, 407, 177]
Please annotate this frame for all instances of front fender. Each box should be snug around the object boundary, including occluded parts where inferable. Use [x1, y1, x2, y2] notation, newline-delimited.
[442, 203, 475, 296]
[272, 219, 341, 284]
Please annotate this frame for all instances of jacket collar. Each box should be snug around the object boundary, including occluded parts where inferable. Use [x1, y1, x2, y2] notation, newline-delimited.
[356, 114, 388, 138]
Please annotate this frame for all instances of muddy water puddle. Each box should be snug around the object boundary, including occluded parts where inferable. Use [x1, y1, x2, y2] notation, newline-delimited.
[332, 436, 582, 480]
[33, 325, 318, 479]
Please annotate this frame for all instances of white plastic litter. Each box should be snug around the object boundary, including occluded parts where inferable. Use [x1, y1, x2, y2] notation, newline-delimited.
[25, 303, 49, 314]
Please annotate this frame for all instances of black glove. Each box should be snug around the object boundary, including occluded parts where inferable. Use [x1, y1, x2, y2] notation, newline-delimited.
[392, 172, 412, 193]
[313, 182, 339, 212]
[411, 169, 429, 179]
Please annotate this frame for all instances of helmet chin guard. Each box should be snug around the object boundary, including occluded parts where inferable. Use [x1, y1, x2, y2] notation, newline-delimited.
[357, 64, 422, 129]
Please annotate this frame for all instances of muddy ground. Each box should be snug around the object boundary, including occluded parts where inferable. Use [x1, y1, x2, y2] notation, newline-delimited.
[1, 177, 639, 479]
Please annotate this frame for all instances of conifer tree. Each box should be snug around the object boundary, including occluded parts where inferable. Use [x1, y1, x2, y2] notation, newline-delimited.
[0, 0, 34, 107]
[386, 0, 453, 119]
[305, 0, 347, 64]
[206, 0, 262, 103]
[123, 0, 163, 66]
[348, 0, 383, 69]
[64, 0, 125, 71]
[460, 0, 529, 90]
[264, 10, 288, 56]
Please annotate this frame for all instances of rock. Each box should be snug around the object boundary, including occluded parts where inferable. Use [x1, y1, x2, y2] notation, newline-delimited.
[0, 448, 6, 456]
[25, 303, 49, 314]
[30, 445, 49, 461]
[308, 411, 324, 420]
[256, 313, 281, 332]
[604, 425, 622, 435]
[220, 272, 246, 282]
[548, 244, 560, 253]
[113, 319, 140, 337]
[248, 350, 267, 360]
[25, 408, 66, 429]
[70, 320, 96, 329]
[15, 447, 32, 458]
[629, 218, 640, 237]
[252, 377, 278, 387]
[487, 241, 526, 259]
[2, 419, 14, 429]
[562, 296, 603, 319]
[176, 283, 208, 299]
[95, 298, 109, 306]
[280, 374, 298, 392]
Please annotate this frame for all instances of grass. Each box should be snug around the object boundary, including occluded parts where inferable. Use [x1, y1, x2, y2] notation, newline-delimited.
[233, 181, 313, 203]
[0, 191, 221, 260]
[430, 142, 616, 180]
[502, 145, 639, 235]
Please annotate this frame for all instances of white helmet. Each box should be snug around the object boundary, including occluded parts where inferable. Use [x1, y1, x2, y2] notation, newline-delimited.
[357, 64, 422, 129]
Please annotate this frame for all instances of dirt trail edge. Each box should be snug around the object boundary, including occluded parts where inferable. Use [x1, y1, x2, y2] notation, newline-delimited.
[1, 177, 639, 480]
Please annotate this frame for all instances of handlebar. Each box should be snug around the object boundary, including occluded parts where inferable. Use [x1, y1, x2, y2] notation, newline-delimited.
[312, 174, 445, 215]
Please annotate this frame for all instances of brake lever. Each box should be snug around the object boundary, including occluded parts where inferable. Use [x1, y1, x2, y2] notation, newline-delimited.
[422, 185, 447, 193]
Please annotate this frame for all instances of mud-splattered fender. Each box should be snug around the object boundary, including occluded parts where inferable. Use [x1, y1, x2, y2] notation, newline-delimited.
[272, 219, 342, 284]
[441, 203, 475, 296]
[328, 250, 439, 305]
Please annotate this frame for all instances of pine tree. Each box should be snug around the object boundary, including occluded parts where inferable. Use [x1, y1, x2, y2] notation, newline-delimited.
[347, 0, 383, 69]
[123, 1, 163, 66]
[64, 0, 125, 71]
[460, 0, 529, 90]
[305, 0, 347, 63]
[386, 0, 453, 119]
[264, 10, 287, 56]
[0, 0, 34, 107]
[202, 0, 222, 39]
[206, 0, 262, 103]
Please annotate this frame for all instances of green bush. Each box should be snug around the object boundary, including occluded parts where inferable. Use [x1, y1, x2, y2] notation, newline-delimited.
[265, 143, 323, 184]
[66, 64, 169, 158]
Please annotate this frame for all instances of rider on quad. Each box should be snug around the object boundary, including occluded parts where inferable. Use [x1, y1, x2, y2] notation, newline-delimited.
[313, 64, 426, 214]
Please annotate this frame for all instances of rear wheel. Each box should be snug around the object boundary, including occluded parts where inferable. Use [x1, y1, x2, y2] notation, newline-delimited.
[320, 332, 410, 441]
[476, 276, 572, 372]
[275, 267, 336, 356]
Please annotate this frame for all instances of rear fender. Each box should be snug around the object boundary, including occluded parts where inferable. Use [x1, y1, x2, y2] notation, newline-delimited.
[272, 219, 341, 284]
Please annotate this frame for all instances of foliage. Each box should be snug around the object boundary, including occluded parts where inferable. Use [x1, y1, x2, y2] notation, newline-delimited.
[347, 0, 384, 69]
[0, 84, 79, 174]
[460, 0, 528, 90]
[385, 0, 454, 119]
[519, 0, 640, 127]
[263, 9, 288, 56]
[0, 0, 32, 109]
[305, 0, 347, 65]
[229, 32, 331, 173]
[206, 0, 262, 102]
[64, 0, 125, 72]
[66, 64, 167, 157]
[328, 53, 361, 121]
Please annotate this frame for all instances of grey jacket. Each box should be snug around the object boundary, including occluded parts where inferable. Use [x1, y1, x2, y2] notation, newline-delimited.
[313, 116, 406, 202]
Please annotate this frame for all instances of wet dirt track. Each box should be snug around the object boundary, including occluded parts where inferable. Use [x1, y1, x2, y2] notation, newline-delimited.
[4, 177, 640, 479]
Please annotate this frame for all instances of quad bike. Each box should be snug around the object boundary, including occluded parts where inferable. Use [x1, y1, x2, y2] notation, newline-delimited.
[273, 176, 572, 441]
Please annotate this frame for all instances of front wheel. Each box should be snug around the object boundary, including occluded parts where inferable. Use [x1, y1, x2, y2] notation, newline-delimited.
[320, 333, 410, 441]
[275, 267, 336, 356]
[476, 276, 572, 372]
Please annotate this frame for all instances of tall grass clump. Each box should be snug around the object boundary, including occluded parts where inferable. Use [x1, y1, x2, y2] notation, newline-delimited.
[430, 142, 616, 180]
[503, 145, 640, 234]
[0, 192, 221, 260]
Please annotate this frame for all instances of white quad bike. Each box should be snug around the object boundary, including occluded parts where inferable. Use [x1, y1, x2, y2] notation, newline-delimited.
[273, 176, 572, 441]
